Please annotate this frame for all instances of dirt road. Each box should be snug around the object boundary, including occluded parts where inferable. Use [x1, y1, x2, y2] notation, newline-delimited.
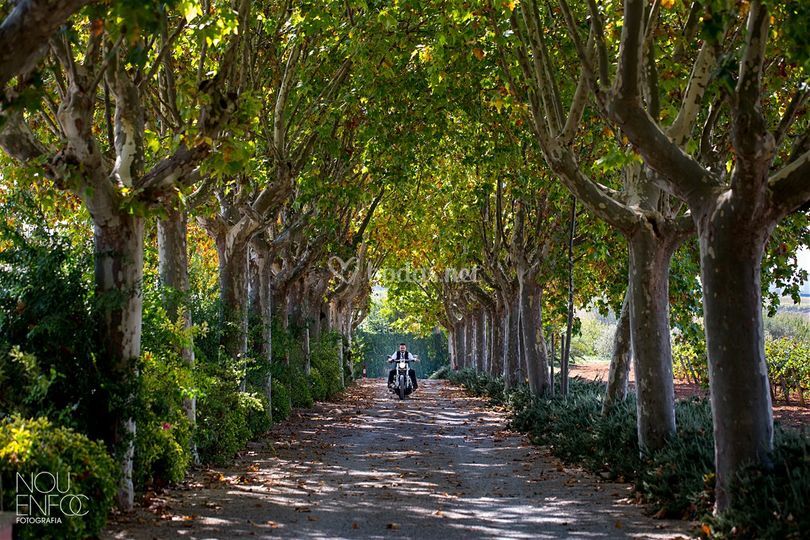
[104, 379, 692, 539]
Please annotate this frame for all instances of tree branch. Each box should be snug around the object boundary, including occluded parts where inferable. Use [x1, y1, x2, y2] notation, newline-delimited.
[0, 0, 91, 88]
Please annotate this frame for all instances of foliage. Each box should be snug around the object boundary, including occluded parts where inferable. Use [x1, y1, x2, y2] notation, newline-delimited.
[0, 416, 117, 540]
[0, 196, 104, 434]
[133, 279, 197, 489]
[671, 335, 709, 386]
[765, 336, 810, 404]
[270, 379, 291, 423]
[569, 316, 614, 362]
[310, 332, 344, 399]
[194, 364, 254, 466]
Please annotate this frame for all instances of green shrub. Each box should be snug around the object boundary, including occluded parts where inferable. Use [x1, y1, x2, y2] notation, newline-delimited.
[310, 367, 328, 402]
[0, 416, 117, 540]
[671, 336, 709, 386]
[132, 282, 200, 489]
[195, 366, 252, 466]
[132, 347, 194, 489]
[270, 379, 291, 423]
[0, 200, 106, 436]
[290, 368, 313, 408]
[311, 332, 343, 398]
[242, 392, 271, 437]
[134, 418, 191, 489]
[640, 399, 715, 518]
[766, 336, 809, 403]
[570, 316, 614, 361]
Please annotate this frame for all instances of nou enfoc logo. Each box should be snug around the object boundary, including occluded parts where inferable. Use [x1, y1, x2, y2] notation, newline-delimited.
[15, 471, 89, 525]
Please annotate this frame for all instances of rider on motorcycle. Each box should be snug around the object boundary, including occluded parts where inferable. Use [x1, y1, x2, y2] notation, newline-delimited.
[387, 342, 418, 391]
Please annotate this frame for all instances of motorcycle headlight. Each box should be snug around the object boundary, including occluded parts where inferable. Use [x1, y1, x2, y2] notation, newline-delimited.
[398, 361, 407, 369]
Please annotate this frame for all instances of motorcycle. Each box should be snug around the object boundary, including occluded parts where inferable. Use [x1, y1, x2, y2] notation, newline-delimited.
[387, 355, 419, 400]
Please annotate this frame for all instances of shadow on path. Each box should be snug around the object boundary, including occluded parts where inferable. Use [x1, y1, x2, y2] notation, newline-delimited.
[104, 379, 693, 539]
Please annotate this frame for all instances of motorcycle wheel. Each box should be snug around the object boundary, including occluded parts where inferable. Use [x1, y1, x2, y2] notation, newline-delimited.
[398, 375, 406, 400]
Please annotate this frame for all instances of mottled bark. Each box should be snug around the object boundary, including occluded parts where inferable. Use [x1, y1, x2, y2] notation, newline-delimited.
[489, 306, 503, 377]
[628, 228, 678, 452]
[504, 293, 521, 388]
[602, 289, 632, 415]
[455, 318, 466, 369]
[699, 203, 774, 511]
[475, 309, 487, 373]
[94, 211, 144, 511]
[447, 326, 457, 370]
[0, 0, 91, 88]
[518, 275, 549, 394]
[215, 236, 249, 368]
[490, 302, 504, 377]
[465, 313, 475, 369]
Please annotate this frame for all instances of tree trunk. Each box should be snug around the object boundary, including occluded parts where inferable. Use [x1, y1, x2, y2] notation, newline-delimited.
[550, 334, 555, 396]
[602, 287, 632, 415]
[560, 333, 569, 396]
[503, 293, 521, 388]
[475, 309, 487, 372]
[455, 318, 466, 369]
[94, 211, 144, 511]
[447, 326, 457, 369]
[157, 206, 198, 462]
[465, 313, 475, 369]
[628, 229, 678, 452]
[519, 275, 549, 394]
[215, 237, 249, 368]
[490, 302, 504, 377]
[500, 300, 511, 385]
[699, 210, 773, 511]
[249, 245, 274, 418]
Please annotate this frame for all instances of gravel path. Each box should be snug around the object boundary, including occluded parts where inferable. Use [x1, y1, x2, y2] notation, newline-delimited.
[104, 379, 693, 539]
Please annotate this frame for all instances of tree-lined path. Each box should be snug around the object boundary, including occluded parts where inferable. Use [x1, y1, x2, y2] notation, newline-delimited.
[104, 380, 687, 539]
[2, 1, 808, 538]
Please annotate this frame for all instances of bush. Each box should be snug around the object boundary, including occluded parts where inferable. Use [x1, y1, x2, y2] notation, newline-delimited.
[132, 283, 199, 489]
[134, 418, 191, 490]
[195, 366, 253, 466]
[0, 201, 105, 436]
[310, 367, 328, 402]
[766, 336, 809, 403]
[570, 316, 614, 361]
[310, 332, 343, 399]
[671, 335, 709, 386]
[640, 399, 715, 518]
[270, 378, 291, 423]
[242, 392, 271, 437]
[0, 416, 117, 540]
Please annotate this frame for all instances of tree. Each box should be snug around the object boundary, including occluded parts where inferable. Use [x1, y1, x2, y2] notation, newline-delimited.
[0, 1, 247, 508]
[566, 0, 810, 510]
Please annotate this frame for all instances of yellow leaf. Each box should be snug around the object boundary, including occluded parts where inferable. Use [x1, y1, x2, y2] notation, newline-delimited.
[473, 47, 485, 60]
